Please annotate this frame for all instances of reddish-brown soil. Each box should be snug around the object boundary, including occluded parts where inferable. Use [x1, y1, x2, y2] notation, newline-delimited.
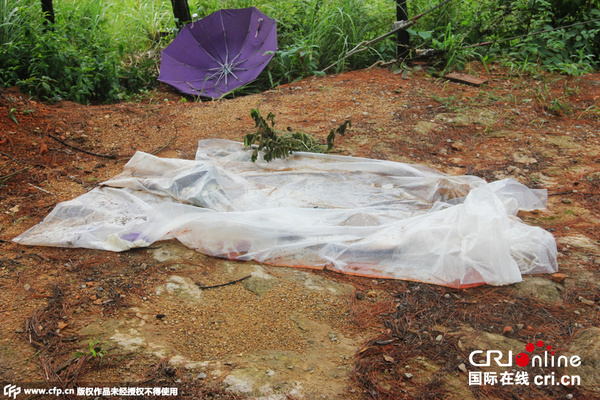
[1, 63, 600, 399]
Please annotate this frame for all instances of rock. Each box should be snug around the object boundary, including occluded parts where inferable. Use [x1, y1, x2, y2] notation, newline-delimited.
[512, 150, 537, 164]
[155, 275, 203, 302]
[240, 265, 276, 296]
[551, 273, 568, 284]
[566, 327, 600, 391]
[434, 109, 497, 126]
[512, 277, 564, 304]
[557, 235, 600, 253]
[242, 276, 274, 297]
[413, 121, 439, 135]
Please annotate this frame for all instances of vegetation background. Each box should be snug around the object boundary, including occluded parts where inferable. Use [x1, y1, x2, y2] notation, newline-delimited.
[0, 0, 598, 103]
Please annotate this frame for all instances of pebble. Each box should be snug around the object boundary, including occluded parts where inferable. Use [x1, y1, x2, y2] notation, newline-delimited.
[197, 372, 207, 380]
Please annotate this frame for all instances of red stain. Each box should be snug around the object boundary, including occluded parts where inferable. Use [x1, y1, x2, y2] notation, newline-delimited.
[515, 353, 530, 367]
[536, 340, 544, 347]
[526, 343, 534, 352]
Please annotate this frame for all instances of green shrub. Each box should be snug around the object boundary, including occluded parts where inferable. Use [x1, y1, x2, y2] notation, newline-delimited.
[0, 0, 158, 103]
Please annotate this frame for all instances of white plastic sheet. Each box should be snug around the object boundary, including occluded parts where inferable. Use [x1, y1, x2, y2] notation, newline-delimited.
[14, 139, 558, 287]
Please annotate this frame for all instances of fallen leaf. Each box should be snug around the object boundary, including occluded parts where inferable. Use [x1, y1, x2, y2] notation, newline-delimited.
[40, 142, 48, 155]
[383, 354, 395, 363]
[503, 326, 513, 335]
[57, 322, 68, 330]
[551, 273, 567, 284]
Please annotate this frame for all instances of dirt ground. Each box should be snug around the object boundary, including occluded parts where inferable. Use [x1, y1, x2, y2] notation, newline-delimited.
[1, 63, 600, 399]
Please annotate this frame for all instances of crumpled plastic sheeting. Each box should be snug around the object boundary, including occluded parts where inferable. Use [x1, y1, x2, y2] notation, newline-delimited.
[13, 139, 558, 287]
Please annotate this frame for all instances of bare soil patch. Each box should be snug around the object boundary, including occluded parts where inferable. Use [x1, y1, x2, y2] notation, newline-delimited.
[1, 64, 600, 399]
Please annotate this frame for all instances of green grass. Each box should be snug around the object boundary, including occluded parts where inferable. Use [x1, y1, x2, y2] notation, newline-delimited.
[0, 0, 597, 103]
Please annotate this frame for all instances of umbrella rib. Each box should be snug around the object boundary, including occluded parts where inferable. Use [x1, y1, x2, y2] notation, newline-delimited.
[183, 24, 222, 66]
[220, 12, 230, 79]
[194, 18, 226, 65]
[160, 7, 278, 98]
[226, 18, 277, 71]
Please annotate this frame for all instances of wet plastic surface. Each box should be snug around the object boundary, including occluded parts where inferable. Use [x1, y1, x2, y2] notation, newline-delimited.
[14, 139, 557, 287]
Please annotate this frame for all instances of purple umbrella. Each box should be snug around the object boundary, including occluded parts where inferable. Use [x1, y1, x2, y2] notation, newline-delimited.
[158, 7, 277, 99]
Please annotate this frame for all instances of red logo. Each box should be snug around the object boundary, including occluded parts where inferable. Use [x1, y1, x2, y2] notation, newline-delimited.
[516, 340, 554, 367]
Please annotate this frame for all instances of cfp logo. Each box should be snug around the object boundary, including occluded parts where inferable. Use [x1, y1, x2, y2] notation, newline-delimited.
[3, 385, 21, 399]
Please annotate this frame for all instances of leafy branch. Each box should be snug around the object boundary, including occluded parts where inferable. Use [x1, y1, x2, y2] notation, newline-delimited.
[243, 109, 350, 162]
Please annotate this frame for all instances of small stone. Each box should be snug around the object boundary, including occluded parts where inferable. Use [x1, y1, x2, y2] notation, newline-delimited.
[578, 296, 596, 306]
[551, 273, 567, 284]
[562, 198, 572, 204]
[23, 283, 31, 291]
[404, 373, 413, 380]
[436, 335, 443, 342]
[458, 363, 467, 373]
[516, 324, 524, 330]
[383, 354, 395, 363]
[197, 373, 207, 380]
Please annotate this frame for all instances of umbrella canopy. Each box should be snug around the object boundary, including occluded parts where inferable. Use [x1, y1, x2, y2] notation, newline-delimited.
[158, 7, 277, 99]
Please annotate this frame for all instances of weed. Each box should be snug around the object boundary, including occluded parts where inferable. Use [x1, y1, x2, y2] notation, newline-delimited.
[74, 339, 107, 359]
[8, 107, 17, 124]
[243, 109, 350, 162]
